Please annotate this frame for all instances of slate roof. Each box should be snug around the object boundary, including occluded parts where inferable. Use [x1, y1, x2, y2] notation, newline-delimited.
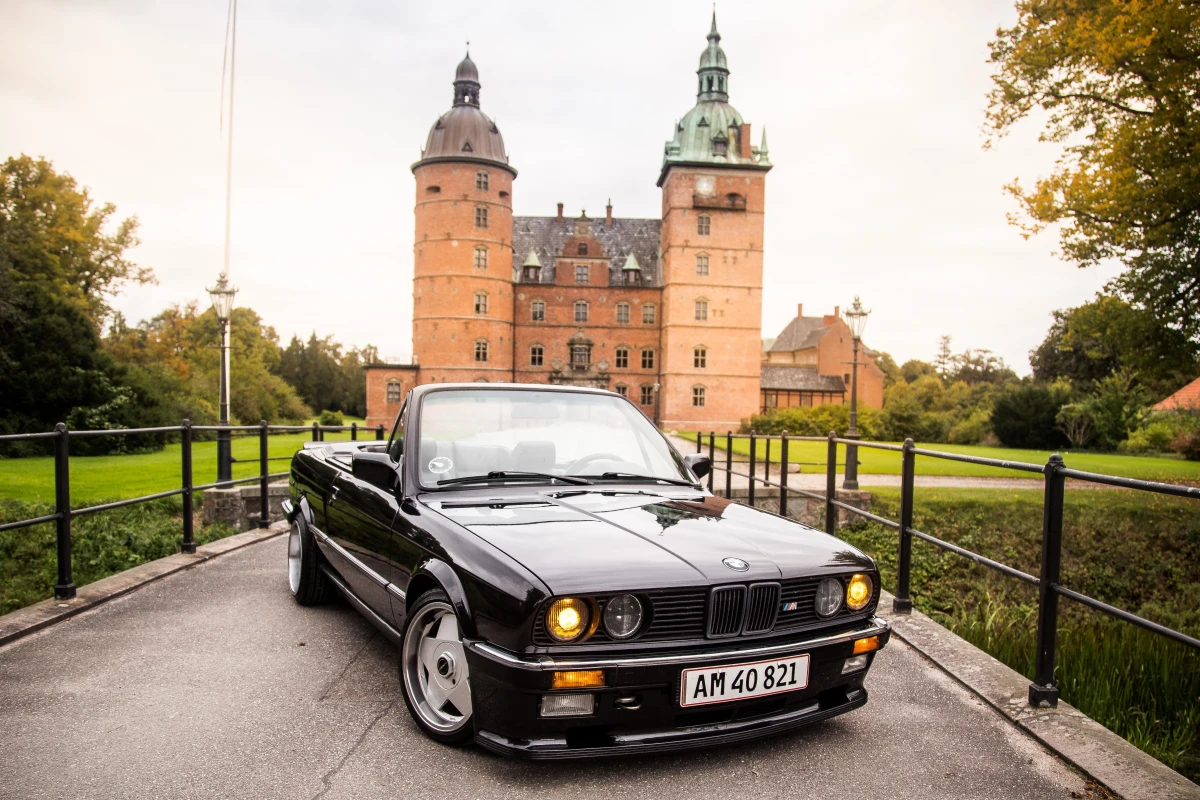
[1154, 376, 1200, 410]
[768, 316, 832, 352]
[511, 216, 663, 287]
[760, 366, 846, 393]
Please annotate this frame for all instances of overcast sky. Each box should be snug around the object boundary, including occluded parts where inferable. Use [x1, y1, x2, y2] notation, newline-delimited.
[2, 0, 1123, 373]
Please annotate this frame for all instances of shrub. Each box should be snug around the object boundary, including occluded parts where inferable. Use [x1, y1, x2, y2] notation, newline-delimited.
[749, 405, 877, 438]
[947, 407, 993, 445]
[318, 409, 344, 427]
[991, 380, 1072, 448]
[1122, 419, 1177, 454]
[1174, 430, 1200, 461]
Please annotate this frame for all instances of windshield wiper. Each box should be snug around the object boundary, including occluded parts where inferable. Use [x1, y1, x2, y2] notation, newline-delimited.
[595, 472, 700, 487]
[436, 471, 592, 487]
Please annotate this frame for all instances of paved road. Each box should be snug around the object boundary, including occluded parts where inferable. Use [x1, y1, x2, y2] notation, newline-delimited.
[0, 536, 1091, 799]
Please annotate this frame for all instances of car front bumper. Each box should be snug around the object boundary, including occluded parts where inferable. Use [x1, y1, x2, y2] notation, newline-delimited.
[464, 617, 890, 759]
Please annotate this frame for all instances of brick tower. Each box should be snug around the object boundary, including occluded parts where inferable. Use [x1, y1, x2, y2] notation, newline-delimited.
[657, 14, 771, 430]
[411, 52, 517, 384]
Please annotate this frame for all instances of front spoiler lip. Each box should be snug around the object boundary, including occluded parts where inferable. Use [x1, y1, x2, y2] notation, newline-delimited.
[467, 616, 890, 671]
[475, 687, 868, 759]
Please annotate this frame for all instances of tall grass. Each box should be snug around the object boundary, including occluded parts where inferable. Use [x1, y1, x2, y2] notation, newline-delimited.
[836, 489, 1200, 781]
[0, 496, 237, 615]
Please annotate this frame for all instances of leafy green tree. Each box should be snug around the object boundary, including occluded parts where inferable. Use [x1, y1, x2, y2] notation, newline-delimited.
[900, 359, 938, 384]
[947, 349, 1016, 385]
[275, 333, 376, 418]
[986, 1, 1200, 339]
[991, 380, 1073, 449]
[1030, 294, 1198, 399]
[871, 351, 901, 387]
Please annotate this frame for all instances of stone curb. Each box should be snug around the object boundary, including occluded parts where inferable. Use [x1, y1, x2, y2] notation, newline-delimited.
[878, 589, 1200, 800]
[0, 521, 289, 649]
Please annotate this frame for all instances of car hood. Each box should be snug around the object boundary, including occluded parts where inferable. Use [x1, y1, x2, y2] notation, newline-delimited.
[424, 490, 875, 595]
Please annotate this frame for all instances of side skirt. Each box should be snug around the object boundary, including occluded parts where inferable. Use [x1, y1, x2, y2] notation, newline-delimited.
[320, 564, 404, 647]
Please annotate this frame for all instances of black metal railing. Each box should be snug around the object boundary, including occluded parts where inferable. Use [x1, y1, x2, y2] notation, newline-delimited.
[693, 429, 1200, 707]
[0, 420, 385, 602]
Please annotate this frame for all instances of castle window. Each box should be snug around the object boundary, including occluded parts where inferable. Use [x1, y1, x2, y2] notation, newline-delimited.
[696, 253, 709, 275]
[571, 344, 591, 368]
[707, 76, 714, 92]
[713, 138, 727, 156]
[426, 185, 441, 193]
[642, 304, 656, 324]
[615, 347, 629, 368]
[719, 76, 725, 91]
[475, 170, 489, 190]
[474, 206, 488, 228]
[695, 299, 708, 321]
[575, 265, 589, 284]
[697, 215, 711, 235]
[616, 302, 630, 324]
[474, 246, 488, 269]
[578, 243, 587, 255]
[386, 380, 402, 403]
[530, 345, 544, 366]
[574, 301, 589, 323]
[474, 340, 489, 363]
[531, 300, 545, 322]
[474, 292, 488, 314]
[640, 385, 654, 406]
[615, 383, 628, 398]
[694, 347, 707, 368]
[641, 348, 655, 369]
[693, 386, 706, 407]
[624, 270, 638, 286]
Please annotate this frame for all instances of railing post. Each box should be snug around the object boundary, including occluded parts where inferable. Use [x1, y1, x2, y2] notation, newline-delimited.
[312, 421, 319, 442]
[893, 438, 915, 614]
[181, 420, 195, 554]
[258, 420, 270, 528]
[825, 431, 837, 535]
[779, 431, 789, 517]
[1030, 454, 1065, 707]
[376, 425, 384, 441]
[764, 437, 771, 485]
[748, 431, 757, 506]
[707, 432, 715, 492]
[696, 433, 702, 453]
[724, 431, 732, 499]
[53, 423, 75, 600]
[351, 422, 358, 441]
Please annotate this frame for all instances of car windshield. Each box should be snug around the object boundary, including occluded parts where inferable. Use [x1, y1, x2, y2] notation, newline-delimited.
[416, 389, 692, 488]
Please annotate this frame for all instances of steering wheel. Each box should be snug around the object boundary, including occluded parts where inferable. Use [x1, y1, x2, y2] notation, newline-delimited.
[566, 452, 627, 475]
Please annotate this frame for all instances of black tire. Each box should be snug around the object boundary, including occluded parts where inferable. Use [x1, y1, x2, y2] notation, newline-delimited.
[399, 589, 475, 746]
[287, 515, 337, 606]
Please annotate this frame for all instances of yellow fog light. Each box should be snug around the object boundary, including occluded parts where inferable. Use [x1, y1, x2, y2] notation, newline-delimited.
[547, 597, 591, 642]
[846, 573, 873, 611]
[552, 670, 605, 689]
[853, 635, 880, 655]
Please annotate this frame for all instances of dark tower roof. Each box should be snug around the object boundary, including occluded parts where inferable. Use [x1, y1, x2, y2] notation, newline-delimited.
[412, 52, 515, 175]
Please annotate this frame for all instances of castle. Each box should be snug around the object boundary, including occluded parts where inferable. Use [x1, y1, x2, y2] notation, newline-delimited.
[366, 16, 876, 431]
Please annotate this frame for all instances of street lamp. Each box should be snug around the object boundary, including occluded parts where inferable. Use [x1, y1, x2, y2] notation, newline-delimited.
[208, 272, 238, 484]
[842, 296, 870, 490]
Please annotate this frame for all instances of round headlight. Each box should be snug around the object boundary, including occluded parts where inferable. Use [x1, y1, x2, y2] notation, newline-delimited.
[603, 594, 643, 639]
[546, 597, 591, 642]
[846, 573, 873, 611]
[815, 578, 843, 618]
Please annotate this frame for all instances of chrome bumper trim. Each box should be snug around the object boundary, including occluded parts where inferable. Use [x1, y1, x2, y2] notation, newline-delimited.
[468, 617, 889, 671]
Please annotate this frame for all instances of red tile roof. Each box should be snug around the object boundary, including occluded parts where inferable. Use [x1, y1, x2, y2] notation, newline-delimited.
[1154, 376, 1200, 410]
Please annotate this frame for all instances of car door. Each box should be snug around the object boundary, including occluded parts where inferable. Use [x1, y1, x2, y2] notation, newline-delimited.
[325, 467, 400, 623]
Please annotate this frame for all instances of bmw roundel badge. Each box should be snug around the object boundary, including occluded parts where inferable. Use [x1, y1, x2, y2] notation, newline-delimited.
[722, 557, 749, 571]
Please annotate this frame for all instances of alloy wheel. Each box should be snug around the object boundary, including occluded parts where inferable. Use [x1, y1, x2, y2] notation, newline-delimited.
[402, 601, 472, 733]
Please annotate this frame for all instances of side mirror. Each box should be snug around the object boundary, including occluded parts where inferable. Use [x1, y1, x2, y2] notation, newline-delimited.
[352, 451, 399, 491]
[684, 453, 711, 480]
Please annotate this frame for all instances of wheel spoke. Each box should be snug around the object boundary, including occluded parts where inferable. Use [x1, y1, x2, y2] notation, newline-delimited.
[424, 671, 448, 710]
[447, 679, 472, 717]
[433, 612, 460, 644]
[419, 638, 441, 673]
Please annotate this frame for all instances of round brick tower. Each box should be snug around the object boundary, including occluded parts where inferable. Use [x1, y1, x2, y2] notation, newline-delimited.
[411, 52, 517, 384]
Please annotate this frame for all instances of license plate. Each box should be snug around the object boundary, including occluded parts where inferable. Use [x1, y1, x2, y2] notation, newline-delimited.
[680, 654, 810, 707]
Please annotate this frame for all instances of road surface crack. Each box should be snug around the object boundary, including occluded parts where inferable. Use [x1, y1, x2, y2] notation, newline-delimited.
[319, 630, 379, 701]
[312, 699, 394, 800]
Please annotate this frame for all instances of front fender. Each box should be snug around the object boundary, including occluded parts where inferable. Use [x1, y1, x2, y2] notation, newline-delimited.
[408, 558, 477, 638]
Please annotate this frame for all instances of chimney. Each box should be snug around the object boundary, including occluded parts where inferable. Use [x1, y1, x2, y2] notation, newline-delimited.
[823, 306, 841, 327]
[739, 123, 752, 159]
[605, 198, 613, 226]
[556, 202, 564, 222]
[796, 303, 803, 318]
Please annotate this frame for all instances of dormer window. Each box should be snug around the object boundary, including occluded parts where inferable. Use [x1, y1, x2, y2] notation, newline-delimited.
[524, 264, 539, 281]
[577, 243, 587, 255]
[713, 138, 727, 156]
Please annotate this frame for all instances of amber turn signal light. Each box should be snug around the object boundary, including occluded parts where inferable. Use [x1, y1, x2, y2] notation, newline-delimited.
[853, 635, 880, 655]
[551, 670, 605, 689]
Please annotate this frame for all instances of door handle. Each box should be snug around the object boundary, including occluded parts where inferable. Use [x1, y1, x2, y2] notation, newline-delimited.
[330, 485, 341, 503]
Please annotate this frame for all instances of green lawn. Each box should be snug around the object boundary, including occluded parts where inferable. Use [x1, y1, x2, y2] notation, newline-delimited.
[0, 425, 379, 506]
[682, 433, 1200, 483]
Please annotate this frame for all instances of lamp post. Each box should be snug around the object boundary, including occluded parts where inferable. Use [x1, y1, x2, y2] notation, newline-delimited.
[208, 273, 238, 484]
[842, 296, 870, 490]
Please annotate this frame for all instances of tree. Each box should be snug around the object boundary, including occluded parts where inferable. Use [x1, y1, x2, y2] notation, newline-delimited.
[934, 335, 953, 378]
[0, 155, 152, 325]
[275, 332, 376, 417]
[991, 380, 1072, 449]
[1030, 294, 1198, 399]
[900, 359, 938, 384]
[986, 1, 1200, 339]
[947, 348, 1017, 386]
[872, 351, 901, 387]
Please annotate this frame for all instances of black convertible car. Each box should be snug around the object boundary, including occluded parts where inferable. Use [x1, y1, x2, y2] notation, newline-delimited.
[283, 383, 889, 758]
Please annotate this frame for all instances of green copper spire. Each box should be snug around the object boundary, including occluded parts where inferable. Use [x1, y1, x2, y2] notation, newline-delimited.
[522, 250, 542, 268]
[697, 11, 729, 101]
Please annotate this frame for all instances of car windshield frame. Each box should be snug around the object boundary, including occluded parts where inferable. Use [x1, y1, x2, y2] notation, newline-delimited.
[410, 386, 696, 491]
